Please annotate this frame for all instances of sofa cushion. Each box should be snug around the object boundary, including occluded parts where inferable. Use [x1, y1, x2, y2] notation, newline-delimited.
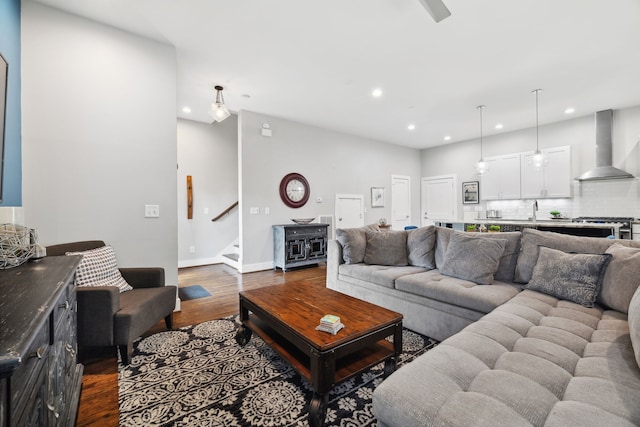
[406, 226, 436, 269]
[67, 245, 133, 293]
[514, 228, 640, 284]
[436, 228, 521, 282]
[629, 286, 640, 369]
[525, 246, 612, 308]
[336, 228, 367, 264]
[439, 232, 507, 285]
[373, 289, 640, 427]
[364, 230, 408, 266]
[338, 263, 427, 289]
[395, 270, 521, 313]
[598, 243, 640, 313]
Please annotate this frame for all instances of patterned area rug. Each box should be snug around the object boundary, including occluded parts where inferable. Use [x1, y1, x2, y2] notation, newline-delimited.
[119, 316, 437, 426]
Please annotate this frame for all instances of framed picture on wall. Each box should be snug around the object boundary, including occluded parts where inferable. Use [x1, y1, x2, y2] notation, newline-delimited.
[462, 181, 479, 204]
[371, 187, 384, 207]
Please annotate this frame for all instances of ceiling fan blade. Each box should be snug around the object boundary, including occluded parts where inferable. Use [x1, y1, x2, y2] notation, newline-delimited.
[417, 0, 451, 23]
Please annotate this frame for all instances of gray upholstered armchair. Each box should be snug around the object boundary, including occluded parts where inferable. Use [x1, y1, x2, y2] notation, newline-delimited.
[46, 240, 176, 364]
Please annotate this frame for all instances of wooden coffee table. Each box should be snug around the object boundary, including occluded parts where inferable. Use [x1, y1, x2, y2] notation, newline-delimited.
[235, 281, 403, 427]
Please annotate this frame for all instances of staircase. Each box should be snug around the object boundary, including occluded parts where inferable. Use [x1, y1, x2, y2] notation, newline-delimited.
[222, 244, 240, 270]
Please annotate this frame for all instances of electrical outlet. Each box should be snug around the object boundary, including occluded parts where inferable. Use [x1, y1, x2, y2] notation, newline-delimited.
[145, 204, 160, 218]
[189, 246, 195, 253]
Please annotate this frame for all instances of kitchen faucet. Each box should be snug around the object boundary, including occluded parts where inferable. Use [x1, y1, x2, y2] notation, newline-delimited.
[532, 200, 538, 222]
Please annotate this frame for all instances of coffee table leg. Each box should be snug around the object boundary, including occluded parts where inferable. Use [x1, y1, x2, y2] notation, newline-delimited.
[235, 299, 253, 346]
[235, 325, 252, 346]
[384, 321, 403, 377]
[309, 392, 328, 427]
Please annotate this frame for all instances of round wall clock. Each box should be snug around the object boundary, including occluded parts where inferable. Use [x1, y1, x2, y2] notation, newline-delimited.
[279, 173, 310, 208]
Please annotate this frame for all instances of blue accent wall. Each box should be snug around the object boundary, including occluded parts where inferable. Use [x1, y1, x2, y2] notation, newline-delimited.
[0, 0, 22, 206]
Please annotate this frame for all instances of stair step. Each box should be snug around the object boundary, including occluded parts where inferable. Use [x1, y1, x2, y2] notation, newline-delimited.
[233, 244, 239, 249]
[223, 253, 239, 262]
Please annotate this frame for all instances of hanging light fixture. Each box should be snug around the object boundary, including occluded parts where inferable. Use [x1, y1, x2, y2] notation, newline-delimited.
[209, 85, 231, 123]
[531, 89, 544, 169]
[475, 105, 488, 176]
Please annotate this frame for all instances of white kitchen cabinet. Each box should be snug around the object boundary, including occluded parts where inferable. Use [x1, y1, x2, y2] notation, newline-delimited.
[521, 146, 571, 198]
[480, 154, 521, 200]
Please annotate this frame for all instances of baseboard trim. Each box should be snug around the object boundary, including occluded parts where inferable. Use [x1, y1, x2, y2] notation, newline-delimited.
[178, 256, 224, 268]
[239, 261, 273, 273]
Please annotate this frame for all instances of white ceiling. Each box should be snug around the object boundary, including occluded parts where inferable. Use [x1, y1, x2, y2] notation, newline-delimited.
[32, 0, 640, 149]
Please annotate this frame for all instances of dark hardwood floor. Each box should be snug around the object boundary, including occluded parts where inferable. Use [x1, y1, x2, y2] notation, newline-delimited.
[76, 263, 327, 427]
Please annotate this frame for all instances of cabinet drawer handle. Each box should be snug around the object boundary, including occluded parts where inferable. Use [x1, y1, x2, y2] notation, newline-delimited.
[59, 300, 70, 310]
[30, 346, 46, 359]
[47, 403, 60, 418]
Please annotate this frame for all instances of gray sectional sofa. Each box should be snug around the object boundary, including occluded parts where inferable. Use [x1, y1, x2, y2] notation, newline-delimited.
[326, 226, 640, 426]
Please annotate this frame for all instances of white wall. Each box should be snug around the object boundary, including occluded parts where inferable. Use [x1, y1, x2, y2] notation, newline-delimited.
[421, 105, 640, 220]
[21, 3, 179, 283]
[238, 110, 422, 272]
[177, 117, 238, 267]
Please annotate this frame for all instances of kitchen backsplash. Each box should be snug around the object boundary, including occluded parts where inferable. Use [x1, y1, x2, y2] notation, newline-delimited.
[478, 179, 640, 220]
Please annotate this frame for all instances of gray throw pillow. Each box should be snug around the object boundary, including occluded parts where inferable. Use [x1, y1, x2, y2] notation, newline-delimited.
[628, 285, 640, 369]
[406, 226, 436, 269]
[336, 228, 368, 264]
[363, 230, 408, 266]
[513, 228, 640, 284]
[439, 232, 507, 285]
[598, 243, 640, 313]
[435, 228, 520, 282]
[525, 246, 612, 307]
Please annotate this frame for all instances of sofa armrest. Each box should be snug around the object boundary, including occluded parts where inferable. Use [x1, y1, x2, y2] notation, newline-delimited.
[326, 239, 344, 290]
[76, 286, 120, 346]
[120, 267, 165, 289]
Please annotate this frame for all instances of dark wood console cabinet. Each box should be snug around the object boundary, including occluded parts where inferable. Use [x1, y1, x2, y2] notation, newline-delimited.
[273, 224, 329, 271]
[0, 256, 84, 427]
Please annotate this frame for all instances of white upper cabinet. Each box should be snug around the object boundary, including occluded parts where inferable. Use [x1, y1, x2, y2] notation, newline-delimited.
[521, 146, 571, 198]
[481, 154, 521, 200]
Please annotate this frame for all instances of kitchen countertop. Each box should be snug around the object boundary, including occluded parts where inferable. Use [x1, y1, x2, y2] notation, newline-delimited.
[472, 219, 623, 229]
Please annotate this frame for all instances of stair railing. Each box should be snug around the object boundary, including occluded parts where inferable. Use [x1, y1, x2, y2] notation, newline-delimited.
[211, 201, 239, 222]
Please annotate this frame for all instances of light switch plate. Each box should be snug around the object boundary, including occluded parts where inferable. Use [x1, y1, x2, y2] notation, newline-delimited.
[145, 204, 160, 218]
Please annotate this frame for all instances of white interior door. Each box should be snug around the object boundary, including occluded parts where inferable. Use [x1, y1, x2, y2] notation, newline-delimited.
[335, 194, 364, 229]
[391, 175, 411, 230]
[421, 175, 456, 226]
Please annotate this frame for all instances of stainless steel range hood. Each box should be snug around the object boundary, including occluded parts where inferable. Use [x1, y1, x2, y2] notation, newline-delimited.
[576, 110, 634, 181]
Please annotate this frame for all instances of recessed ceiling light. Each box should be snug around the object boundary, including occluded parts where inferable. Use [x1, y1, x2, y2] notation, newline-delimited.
[408, 124, 416, 131]
[495, 123, 504, 129]
[444, 135, 451, 141]
[371, 88, 383, 98]
[564, 107, 575, 114]
[182, 107, 191, 113]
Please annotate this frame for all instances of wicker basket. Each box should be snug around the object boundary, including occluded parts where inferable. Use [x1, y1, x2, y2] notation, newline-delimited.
[0, 224, 37, 269]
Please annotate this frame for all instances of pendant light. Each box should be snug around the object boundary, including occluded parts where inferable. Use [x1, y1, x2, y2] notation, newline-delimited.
[475, 105, 488, 176]
[531, 89, 544, 169]
[209, 85, 231, 123]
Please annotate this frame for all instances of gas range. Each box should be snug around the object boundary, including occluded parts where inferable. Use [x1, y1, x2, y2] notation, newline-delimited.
[572, 217, 634, 238]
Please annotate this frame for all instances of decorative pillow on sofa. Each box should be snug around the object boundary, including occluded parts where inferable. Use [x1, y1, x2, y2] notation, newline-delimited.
[525, 246, 611, 307]
[435, 228, 521, 282]
[628, 285, 640, 369]
[406, 226, 436, 269]
[364, 230, 408, 266]
[336, 228, 368, 264]
[598, 243, 640, 313]
[67, 245, 133, 293]
[439, 232, 507, 285]
[513, 228, 640, 284]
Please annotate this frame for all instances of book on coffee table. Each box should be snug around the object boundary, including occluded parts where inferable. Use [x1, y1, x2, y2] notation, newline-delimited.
[316, 314, 344, 335]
